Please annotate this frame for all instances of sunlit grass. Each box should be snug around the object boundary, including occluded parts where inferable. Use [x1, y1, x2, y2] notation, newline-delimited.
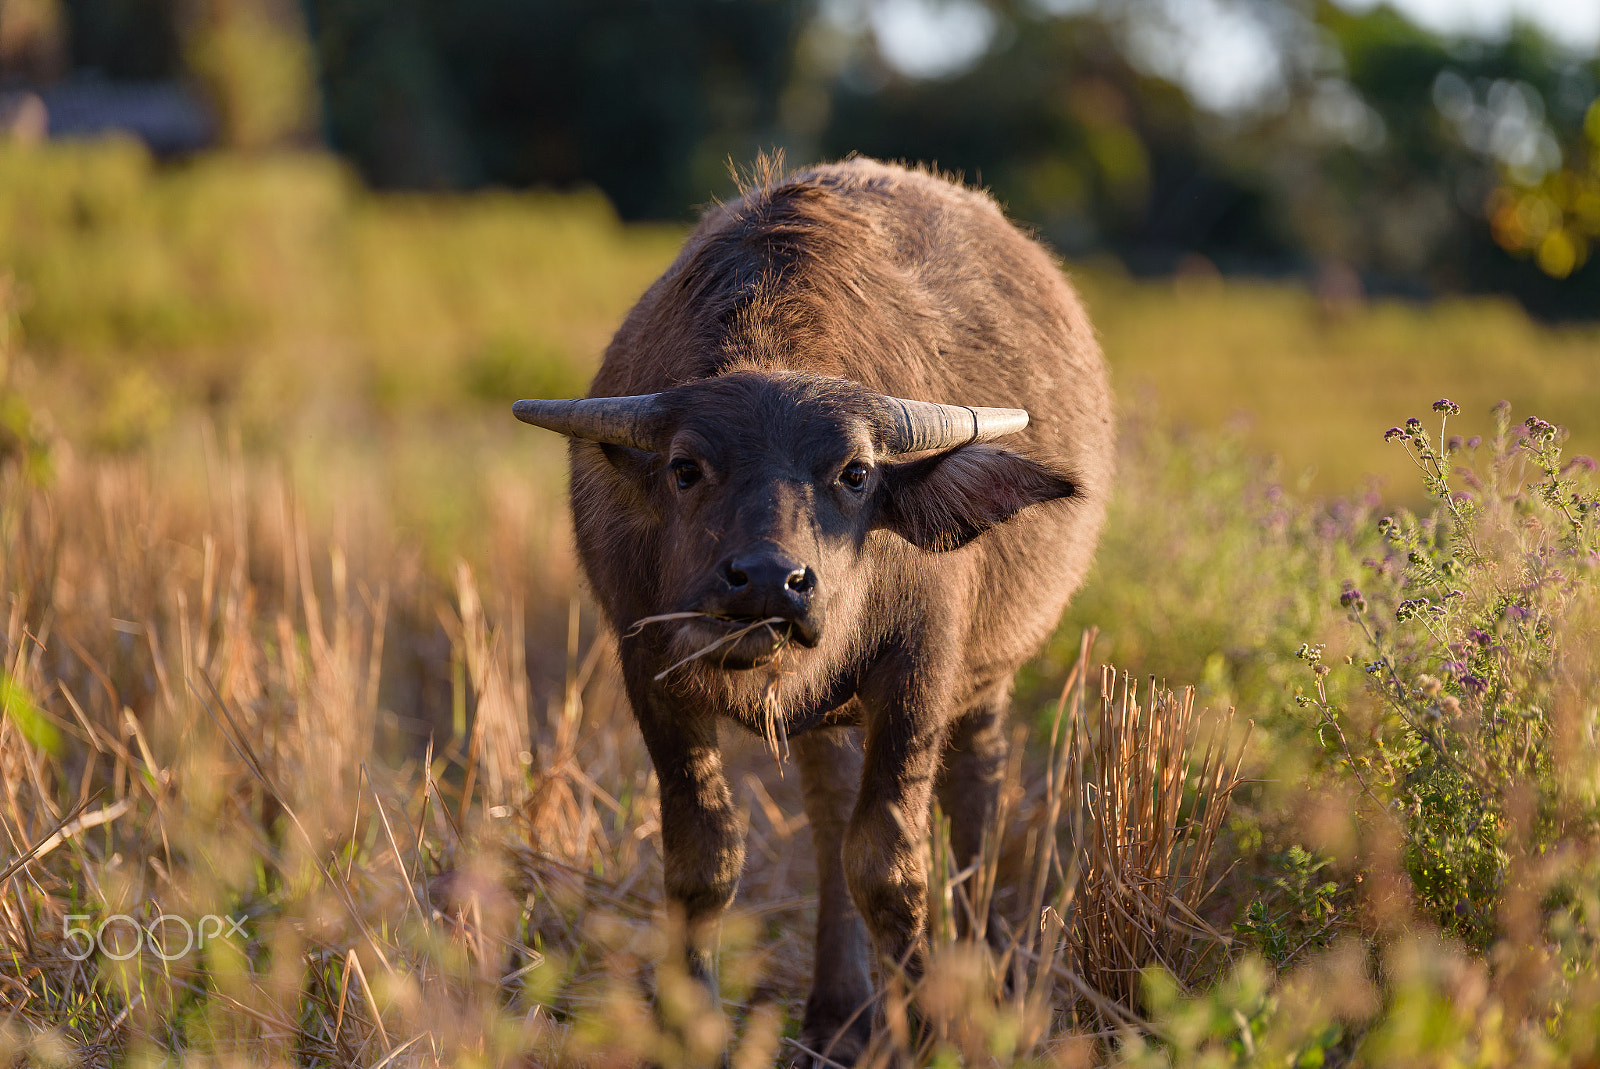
[1081, 270, 1600, 495]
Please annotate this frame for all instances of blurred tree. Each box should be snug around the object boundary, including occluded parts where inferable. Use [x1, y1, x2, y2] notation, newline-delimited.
[40, 0, 1600, 316]
[306, 0, 475, 186]
[57, 0, 183, 80]
[821, 6, 1292, 269]
[822, 0, 1600, 312]
[1255, 2, 1600, 313]
[1487, 101, 1600, 283]
[306, 0, 814, 214]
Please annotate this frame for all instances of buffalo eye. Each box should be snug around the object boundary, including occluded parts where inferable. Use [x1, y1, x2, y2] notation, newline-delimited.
[840, 460, 870, 491]
[670, 458, 702, 490]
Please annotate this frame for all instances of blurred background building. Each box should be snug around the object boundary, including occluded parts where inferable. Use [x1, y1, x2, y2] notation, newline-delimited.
[5, 0, 1598, 317]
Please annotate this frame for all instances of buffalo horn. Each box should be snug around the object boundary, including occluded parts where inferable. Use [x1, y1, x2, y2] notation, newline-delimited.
[880, 396, 1030, 454]
[512, 396, 663, 452]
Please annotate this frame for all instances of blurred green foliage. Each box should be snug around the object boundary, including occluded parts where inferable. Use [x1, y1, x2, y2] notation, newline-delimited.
[1295, 4, 1600, 310]
[5, 138, 1599, 483]
[1233, 846, 1346, 968]
[1032, 416, 1371, 730]
[0, 140, 679, 449]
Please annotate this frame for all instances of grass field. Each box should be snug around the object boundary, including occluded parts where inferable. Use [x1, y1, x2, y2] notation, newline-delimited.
[2, 142, 1599, 1065]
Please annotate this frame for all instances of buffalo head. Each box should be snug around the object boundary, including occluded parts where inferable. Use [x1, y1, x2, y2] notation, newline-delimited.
[516, 371, 1076, 671]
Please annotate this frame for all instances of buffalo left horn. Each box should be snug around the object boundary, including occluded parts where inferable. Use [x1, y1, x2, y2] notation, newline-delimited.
[878, 396, 1030, 454]
[512, 395, 665, 452]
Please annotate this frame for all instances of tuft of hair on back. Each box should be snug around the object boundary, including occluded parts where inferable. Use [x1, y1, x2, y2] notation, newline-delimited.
[728, 149, 790, 199]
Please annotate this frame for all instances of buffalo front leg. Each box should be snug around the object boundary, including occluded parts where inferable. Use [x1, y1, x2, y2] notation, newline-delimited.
[634, 698, 746, 1009]
[794, 725, 874, 1063]
[843, 712, 943, 988]
[934, 694, 1009, 948]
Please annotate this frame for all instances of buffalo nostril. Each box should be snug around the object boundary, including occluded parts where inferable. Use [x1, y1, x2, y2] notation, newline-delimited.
[723, 562, 749, 589]
[786, 568, 814, 594]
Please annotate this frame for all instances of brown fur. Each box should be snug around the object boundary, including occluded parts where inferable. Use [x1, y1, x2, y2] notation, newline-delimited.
[563, 158, 1113, 1062]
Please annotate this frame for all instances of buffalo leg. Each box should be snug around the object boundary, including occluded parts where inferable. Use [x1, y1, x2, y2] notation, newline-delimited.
[634, 697, 746, 999]
[934, 694, 1009, 946]
[794, 726, 874, 1062]
[843, 711, 943, 985]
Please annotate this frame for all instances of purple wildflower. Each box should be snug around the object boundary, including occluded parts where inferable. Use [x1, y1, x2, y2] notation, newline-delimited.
[1433, 398, 1462, 415]
[1396, 598, 1429, 621]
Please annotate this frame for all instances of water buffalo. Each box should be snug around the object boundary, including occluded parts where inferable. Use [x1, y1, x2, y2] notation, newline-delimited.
[514, 157, 1112, 1061]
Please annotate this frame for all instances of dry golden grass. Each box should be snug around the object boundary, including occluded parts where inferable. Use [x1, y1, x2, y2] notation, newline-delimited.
[0, 421, 1245, 1063]
[1066, 664, 1247, 1019]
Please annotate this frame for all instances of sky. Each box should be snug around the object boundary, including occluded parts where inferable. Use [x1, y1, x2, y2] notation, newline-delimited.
[867, 0, 1600, 111]
[1355, 0, 1600, 50]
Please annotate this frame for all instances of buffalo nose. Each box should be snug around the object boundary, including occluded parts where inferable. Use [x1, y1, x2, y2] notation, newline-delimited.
[721, 552, 815, 602]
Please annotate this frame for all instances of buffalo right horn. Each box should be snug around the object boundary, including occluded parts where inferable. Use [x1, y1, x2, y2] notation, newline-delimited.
[512, 395, 665, 452]
[879, 396, 1030, 454]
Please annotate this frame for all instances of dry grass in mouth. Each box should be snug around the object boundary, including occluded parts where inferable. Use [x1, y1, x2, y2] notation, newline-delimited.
[625, 612, 791, 681]
[627, 611, 795, 770]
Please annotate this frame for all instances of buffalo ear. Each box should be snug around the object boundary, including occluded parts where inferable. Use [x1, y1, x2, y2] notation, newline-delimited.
[878, 445, 1077, 552]
[570, 440, 663, 517]
[596, 441, 658, 472]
